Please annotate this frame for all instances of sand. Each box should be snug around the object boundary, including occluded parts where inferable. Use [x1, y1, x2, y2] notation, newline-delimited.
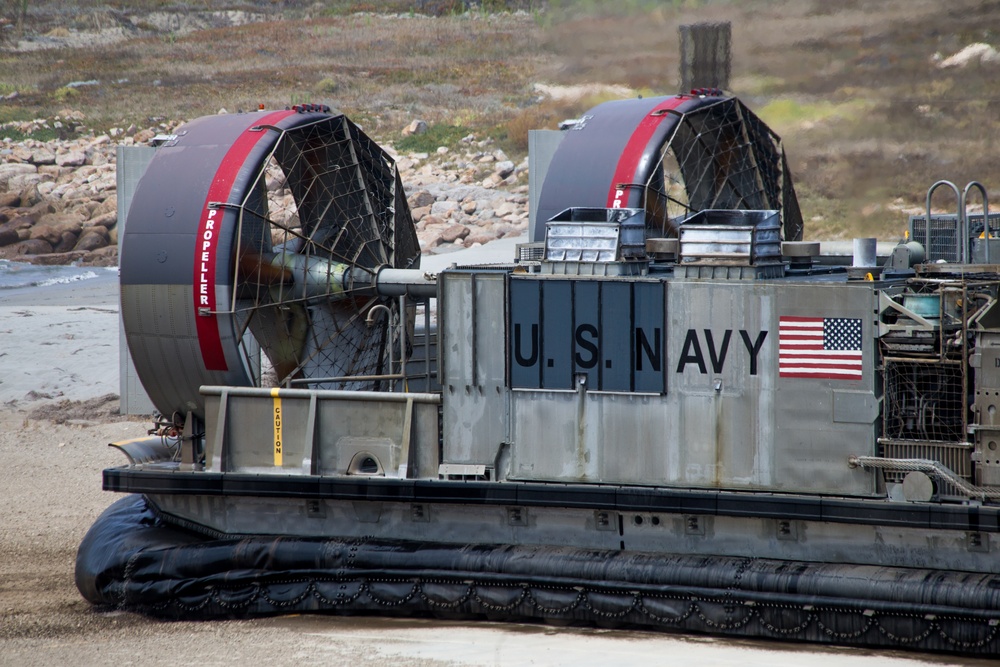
[0, 266, 982, 666]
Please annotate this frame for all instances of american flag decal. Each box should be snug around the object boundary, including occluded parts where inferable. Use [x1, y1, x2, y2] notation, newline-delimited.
[779, 316, 863, 380]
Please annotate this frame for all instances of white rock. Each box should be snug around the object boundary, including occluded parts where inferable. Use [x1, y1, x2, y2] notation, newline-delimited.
[55, 150, 86, 167]
[495, 160, 515, 178]
[938, 43, 1000, 68]
[402, 119, 428, 136]
[431, 200, 460, 217]
[0, 162, 37, 188]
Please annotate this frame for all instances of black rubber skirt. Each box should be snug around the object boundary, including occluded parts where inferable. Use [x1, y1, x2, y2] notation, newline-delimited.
[77, 495, 1000, 656]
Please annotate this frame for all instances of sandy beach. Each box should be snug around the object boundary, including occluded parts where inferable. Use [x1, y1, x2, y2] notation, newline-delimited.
[0, 262, 986, 667]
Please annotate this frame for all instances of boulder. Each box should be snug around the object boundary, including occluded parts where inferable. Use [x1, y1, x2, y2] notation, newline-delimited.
[55, 150, 87, 167]
[0, 228, 20, 247]
[401, 119, 428, 137]
[88, 211, 117, 228]
[29, 147, 56, 165]
[74, 230, 109, 252]
[410, 205, 431, 222]
[12, 238, 53, 256]
[0, 163, 37, 188]
[53, 230, 79, 253]
[430, 200, 460, 217]
[440, 224, 470, 243]
[407, 190, 435, 209]
[0, 214, 36, 233]
[465, 231, 498, 247]
[27, 250, 87, 265]
[419, 232, 444, 250]
[495, 160, 516, 179]
[8, 173, 45, 192]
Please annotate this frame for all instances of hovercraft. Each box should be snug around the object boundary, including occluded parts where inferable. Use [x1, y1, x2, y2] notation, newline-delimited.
[78, 93, 1000, 657]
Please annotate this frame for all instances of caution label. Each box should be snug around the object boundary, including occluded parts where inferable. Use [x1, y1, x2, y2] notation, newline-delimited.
[271, 387, 283, 467]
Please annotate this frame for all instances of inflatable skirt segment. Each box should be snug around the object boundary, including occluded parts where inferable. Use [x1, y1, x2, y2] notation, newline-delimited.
[77, 496, 1000, 655]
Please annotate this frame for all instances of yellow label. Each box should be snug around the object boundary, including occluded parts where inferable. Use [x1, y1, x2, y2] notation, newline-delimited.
[271, 387, 283, 467]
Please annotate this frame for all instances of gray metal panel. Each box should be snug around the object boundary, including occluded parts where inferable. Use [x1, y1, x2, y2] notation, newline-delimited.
[527, 129, 565, 241]
[509, 277, 666, 394]
[508, 276, 877, 496]
[117, 146, 157, 415]
[440, 271, 509, 466]
[633, 281, 666, 392]
[509, 278, 540, 388]
[203, 388, 440, 477]
[540, 280, 573, 389]
[772, 284, 877, 493]
[600, 281, 632, 392]
[121, 283, 218, 416]
[572, 280, 600, 388]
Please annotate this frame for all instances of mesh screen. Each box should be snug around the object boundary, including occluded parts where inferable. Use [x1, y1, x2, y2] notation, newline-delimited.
[224, 115, 418, 391]
[883, 360, 966, 443]
[641, 98, 802, 241]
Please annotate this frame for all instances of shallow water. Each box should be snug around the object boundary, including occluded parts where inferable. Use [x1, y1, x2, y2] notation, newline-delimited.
[0, 259, 116, 291]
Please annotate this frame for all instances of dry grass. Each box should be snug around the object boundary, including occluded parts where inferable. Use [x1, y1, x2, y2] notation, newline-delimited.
[3, 0, 1000, 239]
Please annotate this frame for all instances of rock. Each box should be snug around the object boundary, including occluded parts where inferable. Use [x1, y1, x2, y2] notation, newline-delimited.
[53, 230, 79, 253]
[8, 173, 45, 192]
[410, 205, 431, 222]
[461, 200, 478, 215]
[55, 150, 86, 167]
[12, 238, 53, 255]
[402, 119, 428, 137]
[1, 214, 36, 233]
[440, 224, 470, 243]
[408, 190, 435, 209]
[35, 182, 56, 197]
[30, 213, 85, 245]
[465, 232, 498, 246]
[419, 232, 444, 249]
[81, 245, 118, 266]
[0, 163, 38, 188]
[88, 211, 117, 228]
[493, 223, 518, 238]
[430, 200, 460, 217]
[494, 201, 519, 217]
[0, 192, 20, 208]
[25, 250, 87, 265]
[0, 228, 20, 247]
[38, 210, 86, 228]
[420, 215, 446, 229]
[29, 148, 56, 165]
[495, 160, 516, 179]
[74, 230, 109, 252]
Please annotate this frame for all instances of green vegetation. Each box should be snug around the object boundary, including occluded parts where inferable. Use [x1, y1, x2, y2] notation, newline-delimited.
[396, 123, 472, 153]
[0, 125, 61, 141]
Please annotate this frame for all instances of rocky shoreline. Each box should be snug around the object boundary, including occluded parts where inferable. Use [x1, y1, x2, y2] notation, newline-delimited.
[0, 112, 530, 268]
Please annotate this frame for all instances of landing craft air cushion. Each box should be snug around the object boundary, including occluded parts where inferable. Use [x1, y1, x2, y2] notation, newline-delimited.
[77, 93, 1000, 657]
